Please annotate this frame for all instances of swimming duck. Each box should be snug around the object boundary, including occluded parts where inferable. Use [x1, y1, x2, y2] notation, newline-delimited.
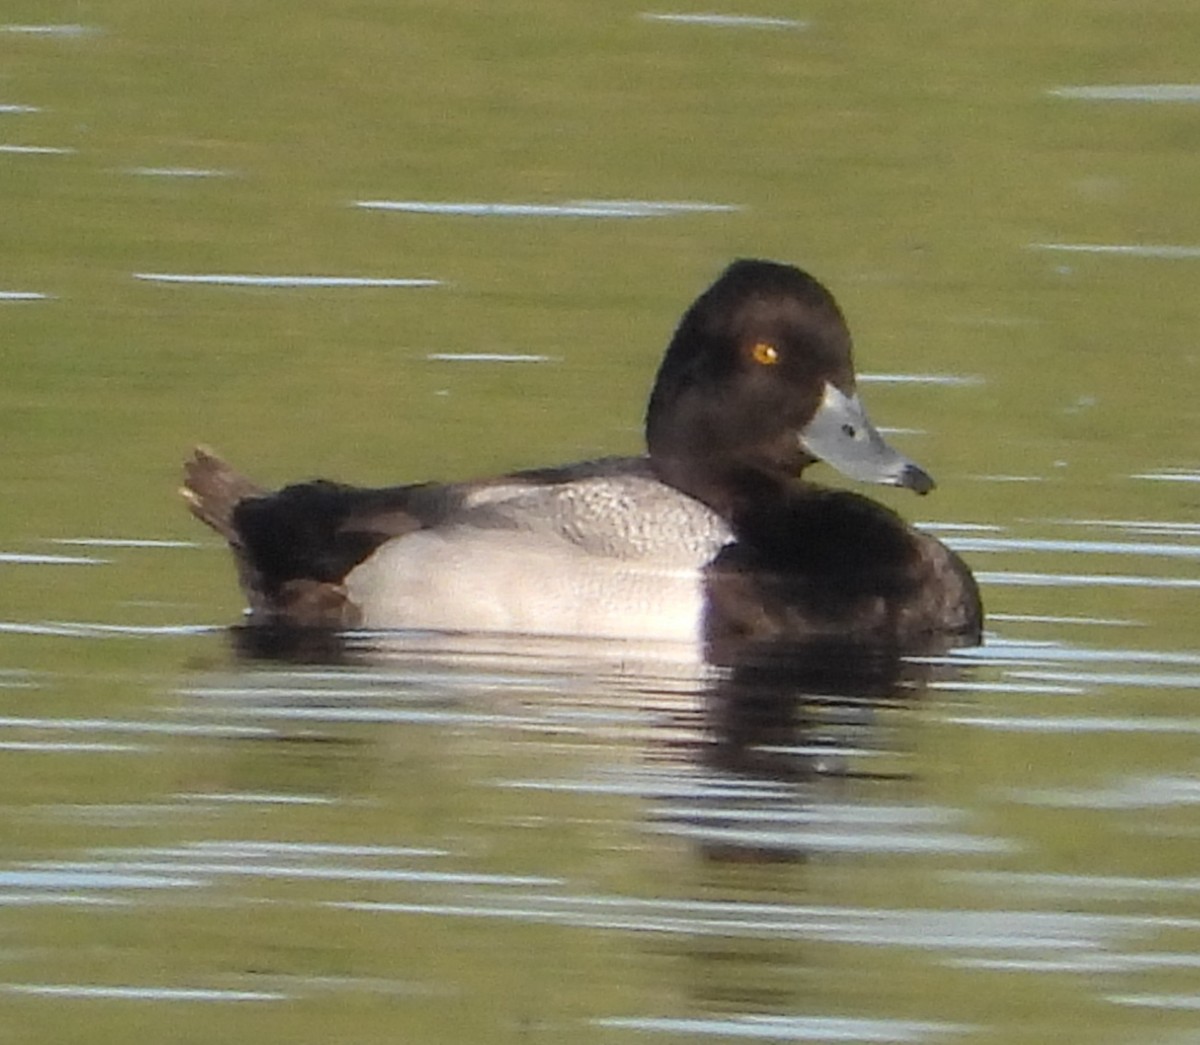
[183, 259, 982, 650]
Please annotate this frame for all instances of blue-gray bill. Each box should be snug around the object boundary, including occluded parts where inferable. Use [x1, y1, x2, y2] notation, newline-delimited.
[798, 382, 936, 495]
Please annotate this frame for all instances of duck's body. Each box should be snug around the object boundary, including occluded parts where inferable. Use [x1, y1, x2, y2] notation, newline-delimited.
[184, 260, 982, 651]
[185, 454, 731, 640]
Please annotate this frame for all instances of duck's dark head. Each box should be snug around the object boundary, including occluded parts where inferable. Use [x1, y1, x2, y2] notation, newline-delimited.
[645, 259, 933, 511]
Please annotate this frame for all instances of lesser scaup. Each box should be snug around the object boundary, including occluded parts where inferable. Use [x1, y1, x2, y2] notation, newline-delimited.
[183, 259, 982, 650]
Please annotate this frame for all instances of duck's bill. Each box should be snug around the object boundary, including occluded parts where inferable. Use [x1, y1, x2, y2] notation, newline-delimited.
[798, 383, 935, 495]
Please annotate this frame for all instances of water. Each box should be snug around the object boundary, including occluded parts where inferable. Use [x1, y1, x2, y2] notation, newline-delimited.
[3, 1, 1200, 1042]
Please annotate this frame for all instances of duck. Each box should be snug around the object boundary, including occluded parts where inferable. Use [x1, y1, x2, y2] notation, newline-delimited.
[182, 259, 982, 651]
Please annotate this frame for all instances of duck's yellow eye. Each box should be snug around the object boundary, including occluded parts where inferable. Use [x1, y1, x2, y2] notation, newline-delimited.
[751, 341, 779, 366]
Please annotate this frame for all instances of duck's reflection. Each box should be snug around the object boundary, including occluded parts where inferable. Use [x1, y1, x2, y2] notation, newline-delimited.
[186, 623, 988, 1029]
[221, 625, 975, 866]
[702, 642, 923, 782]
[645, 635, 974, 864]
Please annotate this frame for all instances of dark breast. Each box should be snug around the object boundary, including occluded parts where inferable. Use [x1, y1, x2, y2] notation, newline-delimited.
[702, 484, 983, 654]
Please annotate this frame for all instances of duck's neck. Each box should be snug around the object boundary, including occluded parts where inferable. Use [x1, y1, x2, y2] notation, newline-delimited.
[652, 453, 912, 571]
[650, 454, 786, 524]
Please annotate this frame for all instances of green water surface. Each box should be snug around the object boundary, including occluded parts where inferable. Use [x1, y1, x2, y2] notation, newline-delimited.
[2, 2, 1199, 1043]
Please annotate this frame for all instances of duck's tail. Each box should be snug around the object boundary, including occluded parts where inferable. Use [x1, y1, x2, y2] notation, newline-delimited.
[180, 447, 365, 629]
[182, 446, 278, 618]
[180, 446, 264, 546]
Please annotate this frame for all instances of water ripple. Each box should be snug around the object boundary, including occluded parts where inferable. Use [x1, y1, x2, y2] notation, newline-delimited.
[123, 166, 231, 177]
[1030, 242, 1200, 259]
[0, 552, 107, 565]
[355, 198, 739, 218]
[1012, 774, 1200, 809]
[0, 983, 283, 1001]
[949, 715, 1200, 735]
[955, 536, 1200, 560]
[1106, 993, 1200, 1011]
[595, 1014, 965, 1041]
[0, 715, 271, 737]
[134, 273, 441, 288]
[36, 859, 559, 888]
[861, 373, 983, 386]
[952, 871, 1200, 898]
[0, 144, 75, 154]
[1133, 469, 1200, 483]
[0, 24, 97, 35]
[50, 537, 200, 548]
[1049, 84, 1200, 102]
[639, 13, 809, 30]
[978, 570, 1200, 589]
[1009, 669, 1200, 689]
[427, 352, 553, 363]
[333, 893, 1171, 954]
